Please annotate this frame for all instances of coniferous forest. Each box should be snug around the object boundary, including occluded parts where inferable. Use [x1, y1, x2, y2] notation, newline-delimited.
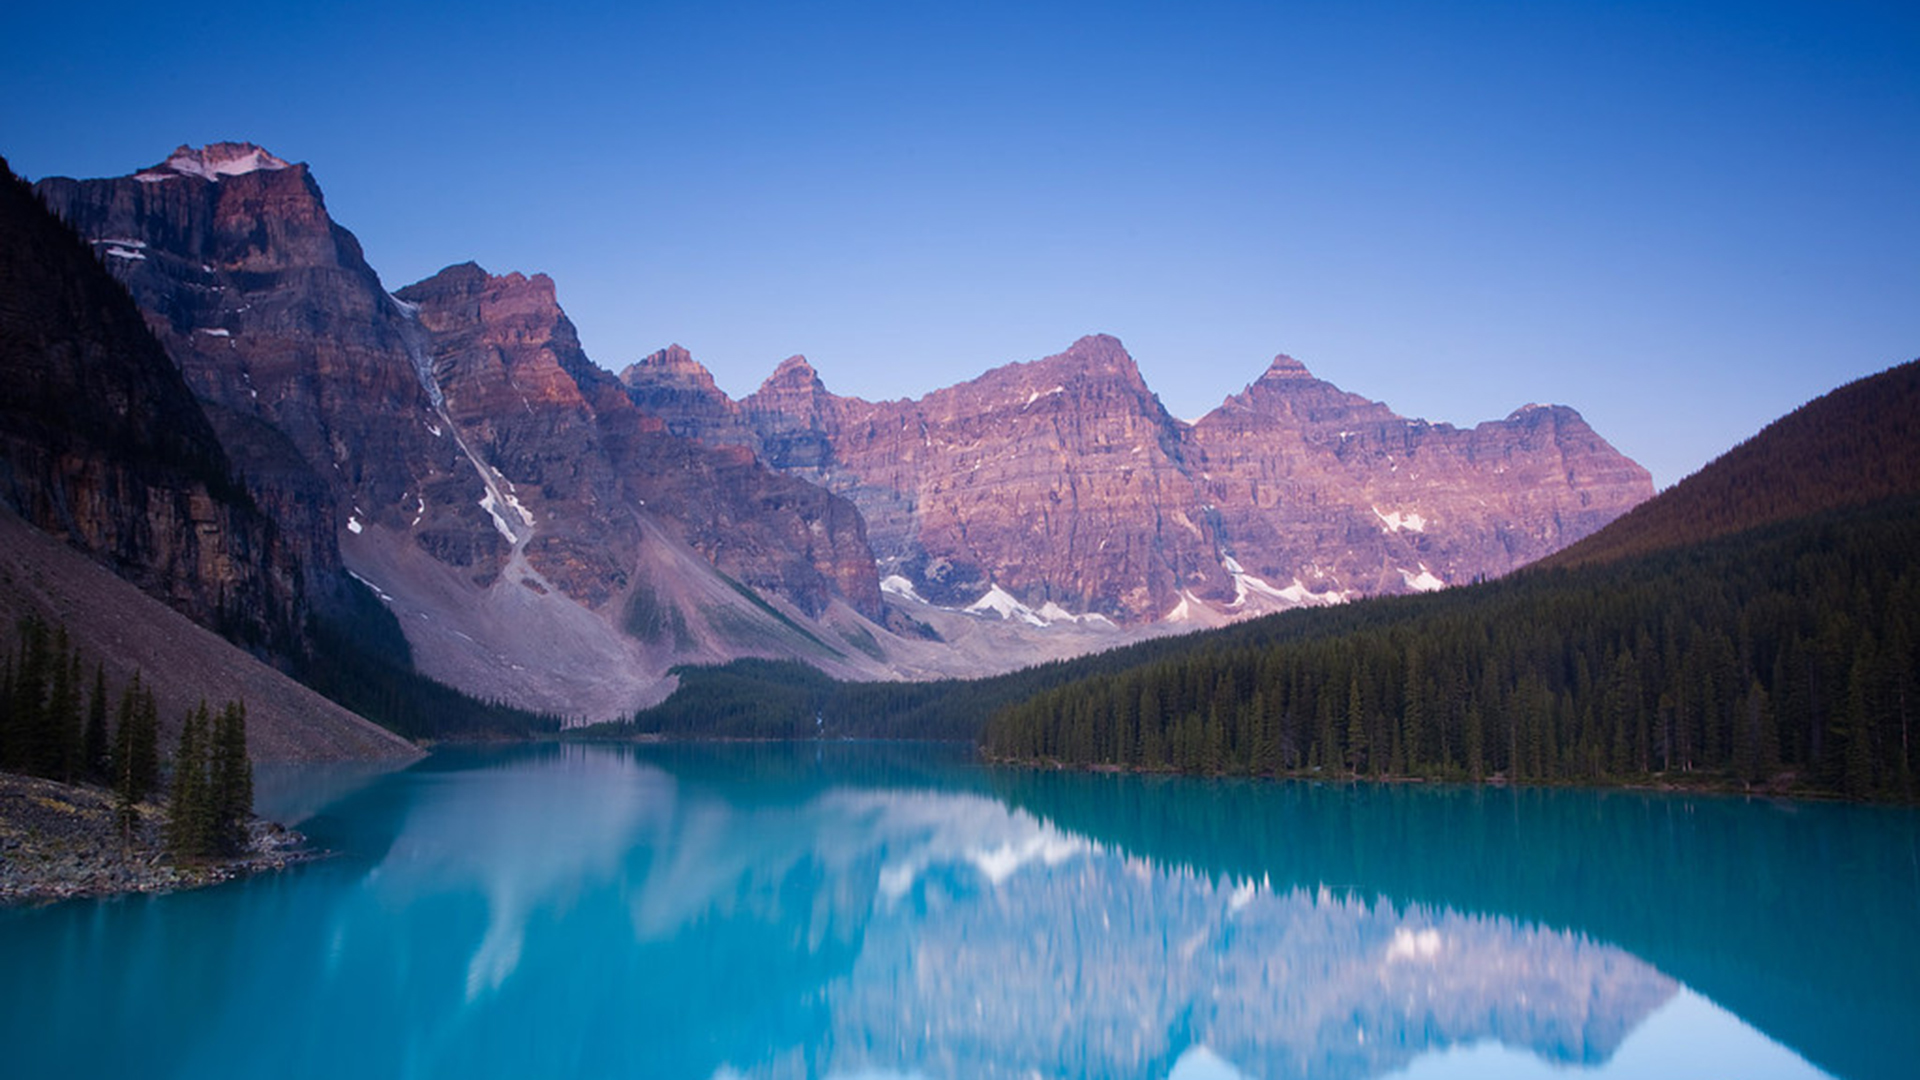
[1, 615, 255, 857]
[982, 496, 1918, 799]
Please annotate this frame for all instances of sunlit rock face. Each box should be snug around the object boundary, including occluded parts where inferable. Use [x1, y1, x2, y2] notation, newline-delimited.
[34, 146, 888, 715]
[1187, 356, 1656, 604]
[35, 144, 490, 599]
[622, 336, 1653, 624]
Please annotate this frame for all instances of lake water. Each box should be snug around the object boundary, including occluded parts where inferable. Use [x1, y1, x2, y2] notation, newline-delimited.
[3, 743, 1916, 1080]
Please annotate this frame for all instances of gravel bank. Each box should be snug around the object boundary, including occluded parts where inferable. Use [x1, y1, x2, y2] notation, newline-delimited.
[0, 772, 314, 905]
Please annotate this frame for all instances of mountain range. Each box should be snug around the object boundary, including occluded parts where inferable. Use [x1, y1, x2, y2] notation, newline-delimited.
[13, 142, 1651, 724]
[980, 354, 1920, 799]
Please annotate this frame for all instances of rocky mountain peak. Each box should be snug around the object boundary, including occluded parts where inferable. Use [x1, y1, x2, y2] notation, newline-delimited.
[1505, 402, 1571, 423]
[763, 354, 827, 394]
[134, 142, 292, 183]
[1055, 333, 1141, 380]
[621, 344, 721, 395]
[1259, 353, 1315, 381]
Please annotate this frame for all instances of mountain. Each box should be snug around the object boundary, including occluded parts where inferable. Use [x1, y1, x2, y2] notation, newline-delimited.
[26, 141, 1653, 723]
[1541, 356, 1920, 569]
[35, 145, 898, 720]
[622, 334, 1653, 624]
[980, 358, 1920, 800]
[0, 156, 414, 760]
[0, 156, 304, 652]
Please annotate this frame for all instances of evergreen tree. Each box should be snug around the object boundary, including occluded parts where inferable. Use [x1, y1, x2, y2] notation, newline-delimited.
[210, 700, 253, 856]
[167, 701, 213, 859]
[83, 663, 110, 783]
[49, 633, 80, 781]
[9, 616, 50, 773]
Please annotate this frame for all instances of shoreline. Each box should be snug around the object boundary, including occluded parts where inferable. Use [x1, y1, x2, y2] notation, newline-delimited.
[0, 772, 317, 907]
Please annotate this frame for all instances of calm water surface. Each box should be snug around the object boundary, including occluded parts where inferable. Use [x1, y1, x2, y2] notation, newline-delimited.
[2, 743, 1916, 1080]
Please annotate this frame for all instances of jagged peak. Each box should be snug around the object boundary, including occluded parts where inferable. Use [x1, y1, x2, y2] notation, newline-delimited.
[1260, 353, 1315, 381]
[995, 334, 1146, 396]
[636, 344, 700, 371]
[398, 262, 556, 303]
[621, 344, 722, 394]
[1056, 333, 1136, 373]
[759, 354, 829, 395]
[773, 354, 816, 378]
[134, 142, 291, 184]
[1504, 402, 1581, 425]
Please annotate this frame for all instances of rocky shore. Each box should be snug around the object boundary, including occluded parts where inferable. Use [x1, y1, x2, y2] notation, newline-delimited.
[0, 772, 313, 905]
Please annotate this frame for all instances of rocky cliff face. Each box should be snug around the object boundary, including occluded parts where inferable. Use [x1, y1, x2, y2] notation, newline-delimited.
[400, 264, 881, 620]
[1186, 353, 1657, 602]
[32, 145, 890, 717]
[626, 335, 1653, 624]
[34, 143, 476, 608]
[0, 158, 303, 650]
[393, 263, 637, 609]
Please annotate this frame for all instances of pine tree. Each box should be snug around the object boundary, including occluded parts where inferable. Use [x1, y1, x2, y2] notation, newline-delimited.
[167, 702, 214, 860]
[210, 700, 253, 855]
[50, 635, 80, 781]
[9, 616, 50, 773]
[1345, 671, 1369, 777]
[83, 663, 110, 783]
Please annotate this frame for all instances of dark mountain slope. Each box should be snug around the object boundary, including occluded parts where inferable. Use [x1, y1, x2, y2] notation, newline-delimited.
[1542, 358, 1920, 569]
[0, 157, 302, 652]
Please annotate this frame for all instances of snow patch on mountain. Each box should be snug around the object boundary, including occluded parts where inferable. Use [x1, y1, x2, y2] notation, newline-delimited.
[479, 491, 518, 543]
[134, 143, 291, 183]
[966, 584, 1048, 627]
[880, 574, 926, 603]
[1036, 602, 1115, 627]
[1221, 555, 1348, 610]
[1164, 590, 1206, 623]
[1373, 506, 1428, 533]
[1400, 565, 1447, 592]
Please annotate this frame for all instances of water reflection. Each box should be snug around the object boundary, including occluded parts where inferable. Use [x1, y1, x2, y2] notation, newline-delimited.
[2, 743, 1910, 1080]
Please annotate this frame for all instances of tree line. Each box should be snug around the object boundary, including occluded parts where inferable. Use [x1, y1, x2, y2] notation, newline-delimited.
[982, 497, 1920, 801]
[2, 615, 255, 857]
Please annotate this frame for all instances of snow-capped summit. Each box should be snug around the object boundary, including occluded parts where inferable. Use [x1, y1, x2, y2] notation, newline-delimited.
[135, 142, 291, 183]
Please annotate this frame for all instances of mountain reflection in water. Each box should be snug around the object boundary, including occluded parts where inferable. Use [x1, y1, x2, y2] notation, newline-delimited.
[2, 742, 1908, 1080]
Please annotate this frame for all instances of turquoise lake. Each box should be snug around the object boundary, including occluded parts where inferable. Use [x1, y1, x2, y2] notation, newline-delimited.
[3, 742, 1916, 1079]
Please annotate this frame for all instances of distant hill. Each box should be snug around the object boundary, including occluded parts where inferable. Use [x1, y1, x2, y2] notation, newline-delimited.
[979, 360, 1920, 800]
[1541, 358, 1920, 569]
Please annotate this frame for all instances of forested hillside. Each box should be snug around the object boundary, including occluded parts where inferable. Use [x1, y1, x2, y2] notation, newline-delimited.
[982, 361, 1920, 801]
[1543, 359, 1920, 569]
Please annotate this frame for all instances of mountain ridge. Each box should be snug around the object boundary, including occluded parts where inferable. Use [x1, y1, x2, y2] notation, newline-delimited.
[24, 141, 1657, 724]
[623, 332, 1654, 623]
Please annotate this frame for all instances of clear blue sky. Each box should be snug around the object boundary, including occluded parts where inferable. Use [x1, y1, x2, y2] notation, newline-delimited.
[4, 0, 1916, 487]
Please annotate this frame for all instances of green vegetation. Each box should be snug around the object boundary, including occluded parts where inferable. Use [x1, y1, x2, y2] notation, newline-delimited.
[838, 624, 887, 662]
[592, 623, 1271, 742]
[298, 579, 563, 739]
[983, 496, 1920, 800]
[717, 573, 844, 658]
[979, 358, 1920, 803]
[622, 584, 693, 649]
[1545, 357, 1920, 571]
[2, 615, 258, 851]
[165, 699, 252, 860]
